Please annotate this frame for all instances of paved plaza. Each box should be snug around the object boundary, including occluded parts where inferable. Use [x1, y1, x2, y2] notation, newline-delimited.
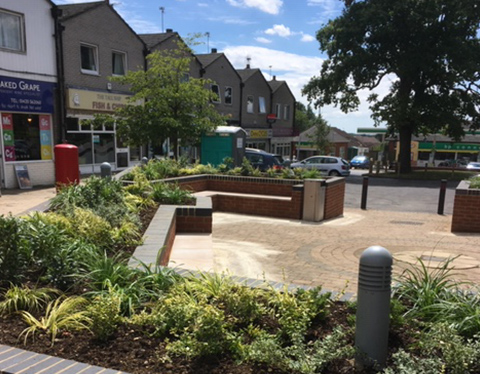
[2, 183, 480, 297]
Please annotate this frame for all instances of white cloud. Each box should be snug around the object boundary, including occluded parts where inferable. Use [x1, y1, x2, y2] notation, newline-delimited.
[255, 37, 272, 44]
[210, 16, 256, 25]
[226, 0, 283, 15]
[300, 33, 316, 42]
[198, 3, 209, 7]
[265, 24, 292, 37]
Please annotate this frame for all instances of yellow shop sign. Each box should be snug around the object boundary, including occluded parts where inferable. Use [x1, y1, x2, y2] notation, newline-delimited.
[67, 88, 132, 112]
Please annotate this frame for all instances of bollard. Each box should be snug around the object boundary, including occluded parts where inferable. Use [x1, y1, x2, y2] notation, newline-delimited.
[361, 176, 368, 210]
[142, 157, 149, 166]
[100, 162, 112, 178]
[355, 246, 393, 370]
[438, 179, 447, 215]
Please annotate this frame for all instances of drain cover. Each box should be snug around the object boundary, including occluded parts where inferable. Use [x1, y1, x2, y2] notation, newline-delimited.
[390, 220, 424, 226]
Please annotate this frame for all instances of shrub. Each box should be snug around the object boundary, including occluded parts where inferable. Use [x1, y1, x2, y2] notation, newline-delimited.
[0, 285, 60, 315]
[0, 215, 25, 284]
[87, 293, 123, 342]
[151, 182, 194, 205]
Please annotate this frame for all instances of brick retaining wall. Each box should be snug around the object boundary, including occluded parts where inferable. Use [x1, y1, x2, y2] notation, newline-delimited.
[451, 180, 480, 233]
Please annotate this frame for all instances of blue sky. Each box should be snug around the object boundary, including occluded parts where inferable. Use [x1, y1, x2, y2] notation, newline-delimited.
[53, 0, 389, 134]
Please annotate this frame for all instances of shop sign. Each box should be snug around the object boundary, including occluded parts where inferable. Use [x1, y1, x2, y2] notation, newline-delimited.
[419, 142, 480, 152]
[39, 115, 52, 160]
[247, 129, 272, 139]
[67, 88, 132, 112]
[2, 113, 15, 161]
[0, 76, 54, 113]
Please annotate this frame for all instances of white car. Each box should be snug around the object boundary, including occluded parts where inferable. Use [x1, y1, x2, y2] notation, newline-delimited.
[467, 162, 480, 171]
[291, 156, 350, 176]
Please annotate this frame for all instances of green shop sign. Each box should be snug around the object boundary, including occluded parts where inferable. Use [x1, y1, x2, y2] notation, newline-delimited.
[419, 142, 480, 152]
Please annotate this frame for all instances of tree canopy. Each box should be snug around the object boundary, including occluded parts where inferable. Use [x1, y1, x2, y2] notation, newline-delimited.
[110, 44, 225, 158]
[303, 0, 480, 173]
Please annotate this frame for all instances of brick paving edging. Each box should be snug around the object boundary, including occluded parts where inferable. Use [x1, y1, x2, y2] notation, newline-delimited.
[0, 345, 128, 374]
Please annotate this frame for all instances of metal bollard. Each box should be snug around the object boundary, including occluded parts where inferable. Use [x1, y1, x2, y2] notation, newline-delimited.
[361, 176, 368, 210]
[141, 157, 149, 166]
[438, 179, 447, 215]
[100, 162, 112, 178]
[355, 246, 392, 370]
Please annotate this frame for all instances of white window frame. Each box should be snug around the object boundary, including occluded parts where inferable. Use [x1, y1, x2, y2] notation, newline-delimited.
[112, 50, 127, 76]
[284, 105, 290, 120]
[258, 96, 266, 114]
[0, 9, 25, 52]
[224, 86, 232, 105]
[211, 84, 221, 103]
[80, 43, 99, 75]
[275, 103, 281, 118]
[247, 95, 254, 113]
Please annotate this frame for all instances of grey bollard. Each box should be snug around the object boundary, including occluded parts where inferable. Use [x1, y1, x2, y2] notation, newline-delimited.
[100, 162, 112, 178]
[355, 246, 393, 370]
[142, 157, 149, 166]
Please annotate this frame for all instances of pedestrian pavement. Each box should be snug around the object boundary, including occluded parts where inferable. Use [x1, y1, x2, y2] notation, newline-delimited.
[2, 185, 480, 297]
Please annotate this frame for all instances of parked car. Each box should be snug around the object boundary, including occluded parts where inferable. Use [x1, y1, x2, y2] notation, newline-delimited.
[245, 148, 284, 171]
[291, 156, 350, 176]
[350, 155, 370, 169]
[466, 162, 480, 171]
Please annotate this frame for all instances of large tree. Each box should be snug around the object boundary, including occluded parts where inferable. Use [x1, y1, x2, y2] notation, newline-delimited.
[295, 102, 320, 133]
[303, 0, 480, 173]
[110, 44, 225, 158]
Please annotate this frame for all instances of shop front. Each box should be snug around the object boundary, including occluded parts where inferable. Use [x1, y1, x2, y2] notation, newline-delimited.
[0, 75, 55, 189]
[245, 128, 272, 151]
[65, 88, 146, 175]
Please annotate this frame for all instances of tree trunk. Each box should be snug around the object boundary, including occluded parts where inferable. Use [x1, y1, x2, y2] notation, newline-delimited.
[398, 126, 412, 174]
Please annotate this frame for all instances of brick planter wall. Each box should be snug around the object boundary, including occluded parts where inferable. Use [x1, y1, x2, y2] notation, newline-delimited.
[451, 180, 480, 233]
[324, 178, 346, 220]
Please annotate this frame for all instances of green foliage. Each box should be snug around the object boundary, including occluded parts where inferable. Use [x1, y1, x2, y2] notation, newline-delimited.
[393, 257, 463, 320]
[469, 176, 480, 189]
[307, 117, 331, 155]
[151, 182, 194, 205]
[0, 285, 60, 315]
[383, 349, 444, 374]
[87, 293, 123, 341]
[20, 296, 91, 345]
[240, 157, 255, 176]
[0, 215, 25, 284]
[180, 162, 217, 175]
[298, 168, 322, 179]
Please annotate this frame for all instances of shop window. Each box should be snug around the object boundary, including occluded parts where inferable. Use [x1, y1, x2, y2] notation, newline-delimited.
[1, 113, 53, 162]
[258, 97, 266, 113]
[247, 95, 254, 113]
[81, 44, 99, 74]
[225, 87, 232, 105]
[67, 133, 93, 164]
[66, 117, 79, 131]
[112, 51, 126, 76]
[211, 84, 220, 103]
[0, 10, 24, 52]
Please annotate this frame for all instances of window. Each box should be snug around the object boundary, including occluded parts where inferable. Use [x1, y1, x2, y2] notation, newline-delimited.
[247, 95, 254, 113]
[211, 84, 220, 103]
[81, 44, 98, 74]
[275, 103, 281, 118]
[225, 87, 232, 105]
[0, 10, 24, 52]
[112, 51, 126, 75]
[284, 105, 290, 120]
[258, 97, 266, 113]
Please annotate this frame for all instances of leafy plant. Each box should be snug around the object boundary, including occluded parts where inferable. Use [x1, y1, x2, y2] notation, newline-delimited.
[0, 284, 60, 315]
[20, 296, 91, 345]
[151, 182, 194, 205]
[87, 292, 123, 341]
[469, 176, 480, 189]
[0, 215, 25, 284]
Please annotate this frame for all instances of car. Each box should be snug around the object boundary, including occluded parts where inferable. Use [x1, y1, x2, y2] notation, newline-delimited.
[290, 155, 350, 176]
[244, 148, 284, 171]
[466, 162, 480, 171]
[350, 155, 370, 169]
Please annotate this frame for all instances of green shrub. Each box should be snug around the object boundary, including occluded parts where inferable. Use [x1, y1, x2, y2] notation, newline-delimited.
[469, 176, 480, 189]
[87, 293, 123, 341]
[151, 182, 194, 205]
[0, 284, 60, 315]
[383, 349, 444, 374]
[0, 215, 25, 284]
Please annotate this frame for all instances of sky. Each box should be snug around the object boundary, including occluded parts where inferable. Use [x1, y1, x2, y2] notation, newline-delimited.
[52, 0, 391, 134]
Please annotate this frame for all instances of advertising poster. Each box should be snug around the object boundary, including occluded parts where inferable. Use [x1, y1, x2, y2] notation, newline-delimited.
[15, 165, 32, 189]
[39, 115, 52, 160]
[1, 113, 15, 161]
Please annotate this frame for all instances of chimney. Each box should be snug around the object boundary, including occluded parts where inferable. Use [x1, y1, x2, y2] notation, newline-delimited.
[246, 64, 250, 69]
[211, 48, 217, 53]
[273, 75, 276, 80]
[166, 28, 173, 33]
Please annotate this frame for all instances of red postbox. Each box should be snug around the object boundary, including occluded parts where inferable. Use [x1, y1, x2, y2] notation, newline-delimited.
[54, 144, 79, 190]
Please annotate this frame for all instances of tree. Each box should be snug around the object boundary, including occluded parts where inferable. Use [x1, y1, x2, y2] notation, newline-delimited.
[309, 116, 331, 155]
[295, 102, 320, 133]
[303, 0, 480, 173]
[110, 43, 225, 158]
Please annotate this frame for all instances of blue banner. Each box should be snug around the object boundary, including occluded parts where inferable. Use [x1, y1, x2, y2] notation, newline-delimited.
[0, 75, 55, 114]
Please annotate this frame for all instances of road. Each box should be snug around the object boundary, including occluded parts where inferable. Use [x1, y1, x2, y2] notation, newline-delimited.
[344, 169, 458, 215]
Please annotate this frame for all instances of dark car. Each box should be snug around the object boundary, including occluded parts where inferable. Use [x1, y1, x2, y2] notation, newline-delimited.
[350, 155, 370, 169]
[245, 148, 284, 171]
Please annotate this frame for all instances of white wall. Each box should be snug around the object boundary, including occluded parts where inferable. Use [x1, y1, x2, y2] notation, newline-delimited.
[0, 0, 57, 83]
